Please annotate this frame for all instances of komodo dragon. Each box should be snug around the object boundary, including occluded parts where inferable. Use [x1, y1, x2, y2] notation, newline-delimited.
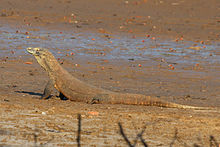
[26, 47, 213, 109]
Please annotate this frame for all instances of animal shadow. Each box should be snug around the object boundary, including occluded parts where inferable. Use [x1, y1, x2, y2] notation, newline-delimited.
[15, 90, 43, 97]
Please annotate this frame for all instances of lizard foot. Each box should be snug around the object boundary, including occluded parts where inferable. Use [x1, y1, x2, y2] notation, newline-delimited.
[90, 97, 101, 104]
[59, 92, 68, 101]
[40, 95, 52, 100]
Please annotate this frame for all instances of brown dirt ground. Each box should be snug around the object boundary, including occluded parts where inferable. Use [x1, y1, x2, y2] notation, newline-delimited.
[0, 0, 220, 146]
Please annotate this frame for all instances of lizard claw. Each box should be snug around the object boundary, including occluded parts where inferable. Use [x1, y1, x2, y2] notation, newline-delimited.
[90, 97, 101, 104]
[40, 95, 52, 100]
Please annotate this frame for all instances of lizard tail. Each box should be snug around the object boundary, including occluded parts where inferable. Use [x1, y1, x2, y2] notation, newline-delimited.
[102, 93, 214, 110]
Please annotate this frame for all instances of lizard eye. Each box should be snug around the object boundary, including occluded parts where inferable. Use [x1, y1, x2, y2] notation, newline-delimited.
[35, 50, 41, 56]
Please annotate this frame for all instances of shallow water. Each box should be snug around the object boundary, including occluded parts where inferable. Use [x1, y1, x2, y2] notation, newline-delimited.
[0, 25, 219, 66]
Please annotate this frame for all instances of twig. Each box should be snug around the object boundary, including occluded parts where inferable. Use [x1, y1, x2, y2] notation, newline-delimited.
[118, 122, 148, 147]
[118, 122, 133, 147]
[193, 144, 201, 147]
[133, 124, 148, 147]
[33, 133, 38, 147]
[76, 114, 81, 147]
[209, 136, 219, 147]
[138, 129, 148, 147]
[170, 129, 178, 147]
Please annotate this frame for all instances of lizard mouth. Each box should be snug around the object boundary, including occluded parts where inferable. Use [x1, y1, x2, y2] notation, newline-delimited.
[26, 47, 36, 54]
[26, 47, 41, 55]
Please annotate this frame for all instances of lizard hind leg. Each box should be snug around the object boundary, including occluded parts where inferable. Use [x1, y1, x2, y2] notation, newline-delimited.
[41, 80, 54, 99]
[59, 92, 68, 100]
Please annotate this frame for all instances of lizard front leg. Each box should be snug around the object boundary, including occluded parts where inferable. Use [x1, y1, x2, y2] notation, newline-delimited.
[41, 80, 54, 99]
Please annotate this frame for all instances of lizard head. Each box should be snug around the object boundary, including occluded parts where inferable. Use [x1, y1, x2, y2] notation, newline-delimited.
[26, 47, 56, 71]
[26, 47, 50, 57]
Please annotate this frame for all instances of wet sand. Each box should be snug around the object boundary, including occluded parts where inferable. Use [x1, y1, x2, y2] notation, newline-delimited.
[0, 0, 220, 146]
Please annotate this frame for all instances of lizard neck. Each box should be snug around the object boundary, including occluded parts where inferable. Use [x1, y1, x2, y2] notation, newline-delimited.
[35, 53, 65, 78]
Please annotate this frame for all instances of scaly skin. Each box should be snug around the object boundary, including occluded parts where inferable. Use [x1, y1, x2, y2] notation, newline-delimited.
[26, 47, 214, 109]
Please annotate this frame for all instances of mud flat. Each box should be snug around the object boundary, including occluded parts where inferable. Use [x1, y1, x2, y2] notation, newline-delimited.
[0, 0, 220, 146]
